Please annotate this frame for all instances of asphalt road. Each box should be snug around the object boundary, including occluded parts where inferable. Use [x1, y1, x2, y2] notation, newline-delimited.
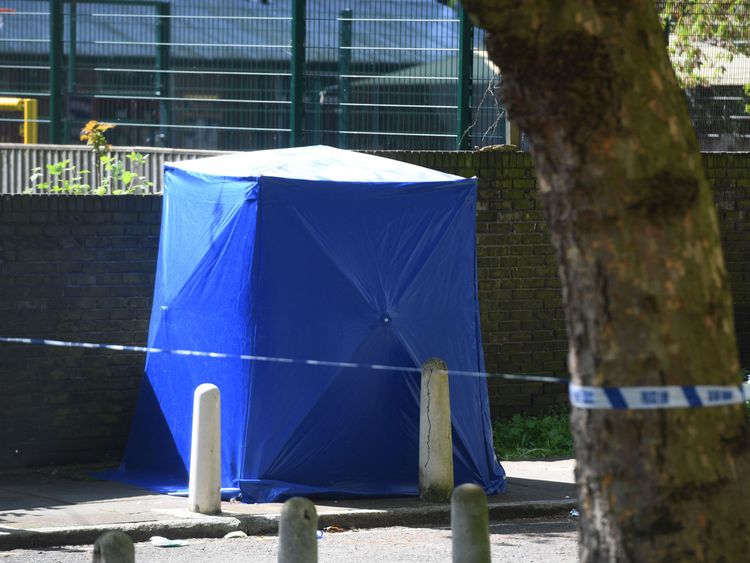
[0, 518, 578, 562]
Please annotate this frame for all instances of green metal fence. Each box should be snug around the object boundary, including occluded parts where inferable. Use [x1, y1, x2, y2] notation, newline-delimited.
[0, 1, 508, 151]
[0, 1, 747, 152]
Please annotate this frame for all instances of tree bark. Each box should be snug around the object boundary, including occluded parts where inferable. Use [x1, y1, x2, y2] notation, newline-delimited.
[461, 1, 750, 560]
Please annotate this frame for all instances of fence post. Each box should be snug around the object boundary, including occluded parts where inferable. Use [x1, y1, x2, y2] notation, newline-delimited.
[456, 5, 474, 150]
[156, 2, 172, 147]
[338, 9, 352, 149]
[451, 483, 491, 563]
[505, 119, 521, 146]
[92, 531, 135, 563]
[22, 99, 39, 145]
[49, 0, 64, 144]
[63, 1, 77, 142]
[419, 357, 453, 502]
[188, 383, 221, 515]
[278, 497, 318, 563]
[291, 0, 306, 147]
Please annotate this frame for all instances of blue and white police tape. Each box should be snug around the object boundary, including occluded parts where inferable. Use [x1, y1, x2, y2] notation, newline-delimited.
[2, 336, 748, 409]
[0, 336, 567, 384]
[569, 383, 749, 410]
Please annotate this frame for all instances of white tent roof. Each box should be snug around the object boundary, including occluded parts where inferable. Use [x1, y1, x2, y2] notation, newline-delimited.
[167, 145, 464, 182]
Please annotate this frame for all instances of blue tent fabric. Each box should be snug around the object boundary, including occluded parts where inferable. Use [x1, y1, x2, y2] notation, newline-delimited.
[116, 145, 505, 502]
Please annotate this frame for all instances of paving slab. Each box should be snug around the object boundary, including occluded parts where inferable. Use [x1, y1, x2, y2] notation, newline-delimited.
[0, 460, 576, 550]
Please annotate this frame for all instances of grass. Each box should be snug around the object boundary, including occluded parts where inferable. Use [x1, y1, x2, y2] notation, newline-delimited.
[492, 395, 750, 461]
[493, 410, 574, 460]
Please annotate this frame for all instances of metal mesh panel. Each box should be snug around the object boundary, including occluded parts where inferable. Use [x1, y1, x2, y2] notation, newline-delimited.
[307, 1, 462, 150]
[0, 1, 747, 151]
[465, 29, 505, 148]
[0, 3, 50, 143]
[68, 1, 293, 150]
[0, 1, 295, 150]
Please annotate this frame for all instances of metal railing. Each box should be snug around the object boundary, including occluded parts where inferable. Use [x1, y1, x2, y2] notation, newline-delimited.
[0, 143, 222, 195]
[0, 1, 507, 152]
[0, 98, 38, 144]
[0, 2, 747, 151]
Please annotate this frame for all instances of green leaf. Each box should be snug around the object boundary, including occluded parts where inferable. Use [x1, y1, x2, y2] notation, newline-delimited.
[120, 170, 136, 185]
[494, 409, 573, 461]
[110, 162, 125, 178]
[46, 162, 63, 175]
[126, 151, 147, 166]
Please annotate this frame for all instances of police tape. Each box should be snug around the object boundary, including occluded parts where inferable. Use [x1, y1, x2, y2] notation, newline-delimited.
[0, 336, 567, 384]
[569, 383, 748, 409]
[1, 335, 748, 409]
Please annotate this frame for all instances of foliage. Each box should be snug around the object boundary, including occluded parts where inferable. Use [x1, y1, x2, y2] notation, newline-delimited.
[26, 121, 153, 195]
[493, 410, 574, 460]
[658, 0, 750, 87]
[80, 119, 115, 157]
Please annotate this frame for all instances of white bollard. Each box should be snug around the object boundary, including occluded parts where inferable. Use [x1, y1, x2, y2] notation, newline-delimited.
[188, 383, 221, 515]
[451, 483, 491, 563]
[92, 530, 134, 563]
[419, 357, 454, 502]
[278, 497, 318, 563]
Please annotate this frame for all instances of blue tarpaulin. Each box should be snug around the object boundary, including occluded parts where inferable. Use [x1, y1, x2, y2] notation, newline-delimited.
[116, 145, 505, 502]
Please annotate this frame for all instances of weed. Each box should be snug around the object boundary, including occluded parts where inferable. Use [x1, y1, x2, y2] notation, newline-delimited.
[494, 410, 574, 460]
[26, 120, 153, 195]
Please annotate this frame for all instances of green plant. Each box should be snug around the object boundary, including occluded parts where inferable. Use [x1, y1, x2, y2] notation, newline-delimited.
[493, 410, 574, 460]
[26, 120, 153, 195]
[80, 119, 114, 156]
[29, 160, 91, 194]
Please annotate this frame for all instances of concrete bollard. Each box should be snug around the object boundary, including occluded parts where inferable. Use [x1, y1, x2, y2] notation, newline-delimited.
[188, 383, 221, 515]
[278, 497, 318, 563]
[419, 357, 453, 502]
[451, 483, 491, 563]
[92, 531, 134, 563]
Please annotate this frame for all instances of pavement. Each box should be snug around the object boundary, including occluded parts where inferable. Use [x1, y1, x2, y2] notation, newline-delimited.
[0, 460, 576, 550]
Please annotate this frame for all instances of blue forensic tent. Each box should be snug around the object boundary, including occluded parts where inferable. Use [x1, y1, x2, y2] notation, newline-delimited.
[118, 145, 505, 502]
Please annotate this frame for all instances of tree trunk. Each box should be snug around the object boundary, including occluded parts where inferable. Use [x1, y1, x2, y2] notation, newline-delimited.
[461, 1, 750, 560]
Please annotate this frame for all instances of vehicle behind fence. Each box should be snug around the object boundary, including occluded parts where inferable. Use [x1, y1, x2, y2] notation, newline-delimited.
[0, 1, 747, 152]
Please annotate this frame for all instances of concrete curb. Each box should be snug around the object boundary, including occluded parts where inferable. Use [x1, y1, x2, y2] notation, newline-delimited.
[0, 499, 576, 550]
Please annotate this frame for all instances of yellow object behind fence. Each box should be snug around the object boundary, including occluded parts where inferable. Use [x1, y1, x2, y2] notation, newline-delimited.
[0, 97, 38, 144]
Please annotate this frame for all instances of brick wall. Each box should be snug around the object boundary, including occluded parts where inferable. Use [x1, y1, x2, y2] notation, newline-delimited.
[705, 153, 750, 366]
[1, 151, 749, 468]
[0, 197, 161, 468]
